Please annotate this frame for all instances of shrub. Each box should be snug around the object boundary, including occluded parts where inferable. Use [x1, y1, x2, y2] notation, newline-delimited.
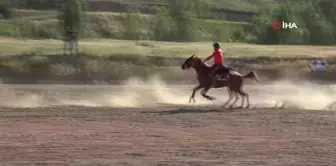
[0, 2, 12, 19]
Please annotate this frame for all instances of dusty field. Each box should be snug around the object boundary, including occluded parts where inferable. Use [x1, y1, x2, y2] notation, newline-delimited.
[1, 81, 336, 166]
[1, 105, 336, 166]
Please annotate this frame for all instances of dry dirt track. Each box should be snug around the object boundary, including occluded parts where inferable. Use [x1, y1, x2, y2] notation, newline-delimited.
[1, 82, 336, 166]
[1, 105, 336, 166]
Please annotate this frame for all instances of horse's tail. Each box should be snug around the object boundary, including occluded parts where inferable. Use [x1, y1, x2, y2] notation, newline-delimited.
[243, 71, 260, 82]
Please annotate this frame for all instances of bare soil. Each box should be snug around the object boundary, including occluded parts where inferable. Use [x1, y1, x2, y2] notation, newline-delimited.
[1, 105, 336, 166]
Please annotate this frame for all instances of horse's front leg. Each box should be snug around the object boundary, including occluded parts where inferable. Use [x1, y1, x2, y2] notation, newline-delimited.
[200, 87, 216, 101]
[189, 85, 203, 103]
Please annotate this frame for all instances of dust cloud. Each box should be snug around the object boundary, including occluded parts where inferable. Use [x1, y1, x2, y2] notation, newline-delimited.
[107, 76, 214, 107]
[255, 80, 336, 110]
[0, 77, 335, 110]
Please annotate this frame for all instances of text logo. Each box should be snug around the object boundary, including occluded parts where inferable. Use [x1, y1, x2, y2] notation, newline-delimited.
[272, 20, 298, 30]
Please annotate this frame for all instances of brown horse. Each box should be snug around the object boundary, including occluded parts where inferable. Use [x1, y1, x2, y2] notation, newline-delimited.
[181, 55, 260, 108]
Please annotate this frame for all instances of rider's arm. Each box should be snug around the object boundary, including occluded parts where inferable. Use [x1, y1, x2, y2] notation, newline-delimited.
[203, 52, 215, 62]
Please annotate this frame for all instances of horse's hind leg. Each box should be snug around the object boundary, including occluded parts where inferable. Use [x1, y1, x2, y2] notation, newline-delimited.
[239, 94, 244, 108]
[237, 89, 249, 108]
[222, 88, 233, 108]
[229, 91, 239, 108]
[200, 87, 216, 101]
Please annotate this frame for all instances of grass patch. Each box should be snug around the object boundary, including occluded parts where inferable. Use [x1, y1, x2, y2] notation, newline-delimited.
[0, 21, 21, 37]
[11, 9, 56, 18]
[0, 37, 335, 84]
[0, 37, 336, 58]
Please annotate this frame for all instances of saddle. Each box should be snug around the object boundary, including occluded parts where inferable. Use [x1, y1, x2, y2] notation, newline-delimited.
[213, 65, 233, 79]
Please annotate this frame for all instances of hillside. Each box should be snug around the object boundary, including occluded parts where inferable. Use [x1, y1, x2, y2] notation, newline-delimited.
[13, 0, 272, 12]
[85, 0, 291, 13]
[2, 0, 334, 45]
[86, 0, 263, 12]
[10, 0, 305, 23]
[0, 9, 249, 42]
[11, 0, 286, 21]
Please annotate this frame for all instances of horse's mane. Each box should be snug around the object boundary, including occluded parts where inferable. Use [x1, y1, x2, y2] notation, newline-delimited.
[193, 56, 211, 68]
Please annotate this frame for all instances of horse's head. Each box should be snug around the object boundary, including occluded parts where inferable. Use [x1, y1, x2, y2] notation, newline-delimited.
[181, 54, 201, 70]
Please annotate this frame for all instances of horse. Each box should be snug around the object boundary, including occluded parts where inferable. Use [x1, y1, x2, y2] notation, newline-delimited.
[181, 55, 260, 108]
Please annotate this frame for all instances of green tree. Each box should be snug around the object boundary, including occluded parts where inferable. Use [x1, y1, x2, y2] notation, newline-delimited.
[190, 0, 210, 19]
[0, 1, 12, 19]
[317, 0, 336, 42]
[14, 0, 57, 9]
[150, 0, 210, 41]
[298, 0, 335, 45]
[121, 9, 143, 40]
[57, 0, 87, 55]
[246, 1, 335, 45]
[248, 6, 280, 44]
[152, 7, 175, 41]
[166, 0, 202, 41]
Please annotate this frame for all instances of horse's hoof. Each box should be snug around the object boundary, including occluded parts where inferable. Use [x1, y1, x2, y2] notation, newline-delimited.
[229, 105, 234, 109]
[220, 105, 226, 108]
[245, 105, 250, 108]
[189, 97, 195, 103]
[189, 99, 195, 103]
[189, 101, 196, 104]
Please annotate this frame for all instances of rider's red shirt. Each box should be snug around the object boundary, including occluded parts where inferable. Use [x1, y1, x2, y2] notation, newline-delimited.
[206, 48, 224, 65]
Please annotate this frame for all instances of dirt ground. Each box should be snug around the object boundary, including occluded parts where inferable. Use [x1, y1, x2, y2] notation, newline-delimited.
[1, 82, 336, 166]
[1, 104, 336, 166]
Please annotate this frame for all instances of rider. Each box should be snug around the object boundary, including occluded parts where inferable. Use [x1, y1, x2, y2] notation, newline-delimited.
[203, 42, 230, 84]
